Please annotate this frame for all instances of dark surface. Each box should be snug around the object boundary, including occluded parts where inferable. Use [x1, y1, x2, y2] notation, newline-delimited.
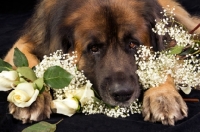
[1, 90, 200, 132]
[0, 0, 200, 132]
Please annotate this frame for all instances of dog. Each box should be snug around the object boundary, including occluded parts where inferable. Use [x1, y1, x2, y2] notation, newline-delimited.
[4, 0, 200, 125]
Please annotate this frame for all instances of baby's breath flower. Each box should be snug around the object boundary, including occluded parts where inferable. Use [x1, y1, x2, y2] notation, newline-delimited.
[153, 6, 196, 48]
[139, 6, 200, 93]
[82, 99, 141, 118]
[135, 45, 200, 93]
[34, 50, 88, 99]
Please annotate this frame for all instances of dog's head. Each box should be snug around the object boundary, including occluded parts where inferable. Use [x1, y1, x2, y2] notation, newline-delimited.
[28, 0, 164, 106]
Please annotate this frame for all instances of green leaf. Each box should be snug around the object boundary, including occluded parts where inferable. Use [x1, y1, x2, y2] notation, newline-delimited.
[179, 47, 196, 56]
[33, 78, 44, 93]
[13, 48, 29, 67]
[22, 121, 56, 132]
[44, 66, 74, 89]
[0, 58, 12, 72]
[92, 96, 114, 108]
[17, 67, 37, 81]
[168, 45, 184, 55]
[91, 87, 101, 99]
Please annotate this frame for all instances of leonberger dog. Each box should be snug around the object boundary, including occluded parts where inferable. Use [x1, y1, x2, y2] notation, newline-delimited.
[4, 0, 200, 125]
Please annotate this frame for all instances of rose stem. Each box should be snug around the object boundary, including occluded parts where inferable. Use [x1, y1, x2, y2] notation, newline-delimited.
[189, 23, 200, 34]
[183, 98, 199, 102]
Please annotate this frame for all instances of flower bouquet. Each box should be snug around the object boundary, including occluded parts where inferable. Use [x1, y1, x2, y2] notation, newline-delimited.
[136, 7, 200, 93]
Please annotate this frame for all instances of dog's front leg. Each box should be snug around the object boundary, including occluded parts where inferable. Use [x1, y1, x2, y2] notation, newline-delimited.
[4, 37, 39, 68]
[9, 91, 52, 124]
[142, 76, 188, 125]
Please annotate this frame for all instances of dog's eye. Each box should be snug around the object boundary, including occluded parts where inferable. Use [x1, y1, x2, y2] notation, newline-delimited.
[129, 42, 136, 49]
[90, 45, 99, 53]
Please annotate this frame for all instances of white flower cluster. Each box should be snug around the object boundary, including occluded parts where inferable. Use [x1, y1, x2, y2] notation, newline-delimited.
[34, 50, 87, 99]
[152, 6, 196, 48]
[82, 99, 141, 118]
[136, 6, 200, 93]
[135, 45, 200, 93]
[174, 55, 200, 92]
[135, 46, 172, 89]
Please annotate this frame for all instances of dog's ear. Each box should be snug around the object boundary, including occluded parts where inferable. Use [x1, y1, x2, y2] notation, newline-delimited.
[142, 0, 165, 51]
[23, 0, 76, 60]
[23, 0, 63, 60]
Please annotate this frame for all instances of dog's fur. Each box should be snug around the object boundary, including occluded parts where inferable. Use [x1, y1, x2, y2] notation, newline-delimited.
[4, 0, 200, 125]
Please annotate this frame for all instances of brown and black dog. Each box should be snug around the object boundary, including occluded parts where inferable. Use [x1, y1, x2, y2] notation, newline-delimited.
[4, 0, 200, 125]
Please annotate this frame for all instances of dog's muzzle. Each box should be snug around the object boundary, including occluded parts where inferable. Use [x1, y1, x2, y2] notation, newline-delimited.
[107, 72, 134, 102]
[110, 82, 134, 102]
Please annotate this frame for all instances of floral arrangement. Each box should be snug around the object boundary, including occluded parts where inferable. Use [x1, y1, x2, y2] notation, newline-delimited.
[136, 6, 200, 94]
[0, 48, 142, 118]
[0, 6, 200, 126]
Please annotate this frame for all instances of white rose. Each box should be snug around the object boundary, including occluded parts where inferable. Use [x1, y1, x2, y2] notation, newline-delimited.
[73, 81, 95, 106]
[0, 71, 19, 91]
[7, 83, 39, 108]
[180, 86, 192, 94]
[51, 96, 79, 117]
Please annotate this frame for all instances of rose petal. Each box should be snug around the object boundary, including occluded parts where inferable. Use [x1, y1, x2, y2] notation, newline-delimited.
[73, 88, 84, 100]
[9, 89, 30, 103]
[0, 77, 14, 91]
[180, 86, 192, 94]
[0, 71, 18, 81]
[52, 98, 79, 117]
[65, 93, 74, 98]
[78, 81, 94, 106]
[63, 97, 79, 110]
[79, 89, 94, 106]
[16, 83, 35, 97]
[12, 89, 39, 108]
[7, 90, 15, 102]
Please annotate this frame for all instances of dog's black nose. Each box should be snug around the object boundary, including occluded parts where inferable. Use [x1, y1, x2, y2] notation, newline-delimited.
[110, 84, 133, 102]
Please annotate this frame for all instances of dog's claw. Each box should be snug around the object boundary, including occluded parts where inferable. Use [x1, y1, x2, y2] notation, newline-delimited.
[182, 109, 187, 116]
[161, 116, 165, 121]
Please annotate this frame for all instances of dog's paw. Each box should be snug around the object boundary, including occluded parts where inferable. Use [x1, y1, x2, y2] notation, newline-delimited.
[142, 85, 188, 125]
[9, 91, 52, 124]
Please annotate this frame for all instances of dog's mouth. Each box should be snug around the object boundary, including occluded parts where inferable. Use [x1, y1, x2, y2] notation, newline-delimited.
[102, 92, 140, 107]
[112, 92, 133, 102]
